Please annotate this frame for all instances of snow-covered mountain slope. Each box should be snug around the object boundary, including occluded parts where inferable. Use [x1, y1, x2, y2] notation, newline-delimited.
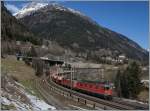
[18, 2, 148, 62]
[15, 2, 96, 25]
[14, 2, 88, 19]
[14, 2, 48, 19]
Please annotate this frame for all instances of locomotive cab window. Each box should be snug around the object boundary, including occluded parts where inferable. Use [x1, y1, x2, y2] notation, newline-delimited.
[105, 87, 110, 90]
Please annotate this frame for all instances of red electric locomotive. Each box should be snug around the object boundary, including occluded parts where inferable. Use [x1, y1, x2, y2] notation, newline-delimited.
[73, 80, 113, 100]
[51, 74, 113, 100]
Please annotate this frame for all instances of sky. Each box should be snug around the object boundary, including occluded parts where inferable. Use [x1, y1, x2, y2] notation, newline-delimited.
[4, 1, 149, 50]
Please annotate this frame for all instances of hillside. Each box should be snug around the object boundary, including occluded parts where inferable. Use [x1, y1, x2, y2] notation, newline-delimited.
[1, 2, 41, 45]
[1, 56, 56, 110]
[18, 3, 148, 62]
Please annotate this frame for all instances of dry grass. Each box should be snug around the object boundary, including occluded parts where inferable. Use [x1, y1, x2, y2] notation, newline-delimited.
[1, 55, 42, 98]
[1, 55, 36, 81]
[138, 89, 149, 102]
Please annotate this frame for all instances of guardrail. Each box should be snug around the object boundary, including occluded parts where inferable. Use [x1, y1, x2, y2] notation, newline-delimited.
[21, 56, 148, 110]
[40, 76, 135, 110]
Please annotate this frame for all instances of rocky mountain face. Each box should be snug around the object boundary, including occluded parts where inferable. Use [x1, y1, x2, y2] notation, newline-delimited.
[14, 2, 48, 19]
[3, 1, 148, 63]
[1, 2, 41, 45]
[17, 3, 148, 62]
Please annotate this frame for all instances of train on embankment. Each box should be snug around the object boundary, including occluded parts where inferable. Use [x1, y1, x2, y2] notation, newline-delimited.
[51, 72, 113, 100]
[17, 55, 113, 100]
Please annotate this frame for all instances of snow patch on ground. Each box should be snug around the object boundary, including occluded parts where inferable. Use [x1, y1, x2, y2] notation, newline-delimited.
[1, 88, 56, 110]
[1, 75, 56, 110]
[2, 87, 56, 110]
[26, 93, 56, 110]
[1, 97, 11, 105]
[1, 95, 32, 110]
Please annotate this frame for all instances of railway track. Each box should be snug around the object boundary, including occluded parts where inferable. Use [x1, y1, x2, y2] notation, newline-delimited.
[21, 56, 148, 110]
[112, 97, 149, 110]
[35, 79, 94, 110]
[41, 75, 138, 110]
[34, 79, 70, 110]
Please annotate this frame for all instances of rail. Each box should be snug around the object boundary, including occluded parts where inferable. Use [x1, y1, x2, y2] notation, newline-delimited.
[41, 75, 135, 110]
[22, 56, 148, 110]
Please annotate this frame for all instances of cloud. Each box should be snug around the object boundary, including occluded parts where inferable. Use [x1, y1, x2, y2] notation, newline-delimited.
[5, 4, 20, 14]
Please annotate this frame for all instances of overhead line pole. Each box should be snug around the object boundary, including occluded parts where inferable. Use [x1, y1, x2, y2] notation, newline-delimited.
[71, 67, 73, 90]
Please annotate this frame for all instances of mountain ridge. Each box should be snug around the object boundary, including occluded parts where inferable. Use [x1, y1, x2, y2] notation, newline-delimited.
[4, 2, 149, 63]
[14, 2, 48, 19]
[17, 3, 148, 62]
[1, 1, 42, 45]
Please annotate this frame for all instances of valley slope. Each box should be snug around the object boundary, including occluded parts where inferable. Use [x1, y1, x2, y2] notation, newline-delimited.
[17, 3, 148, 62]
[1, 2, 41, 45]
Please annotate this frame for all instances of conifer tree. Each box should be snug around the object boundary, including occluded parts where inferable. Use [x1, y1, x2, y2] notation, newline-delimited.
[115, 62, 142, 98]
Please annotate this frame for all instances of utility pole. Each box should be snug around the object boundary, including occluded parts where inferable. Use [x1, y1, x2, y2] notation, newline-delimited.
[71, 67, 73, 89]
[74, 66, 76, 80]
[77, 65, 79, 81]
[72, 67, 73, 82]
[56, 64, 58, 75]
[99, 68, 100, 82]
[65, 50, 67, 64]
[73, 66, 75, 80]
[101, 68, 104, 82]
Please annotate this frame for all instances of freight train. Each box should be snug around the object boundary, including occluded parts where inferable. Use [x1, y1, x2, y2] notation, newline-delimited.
[51, 73, 113, 100]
